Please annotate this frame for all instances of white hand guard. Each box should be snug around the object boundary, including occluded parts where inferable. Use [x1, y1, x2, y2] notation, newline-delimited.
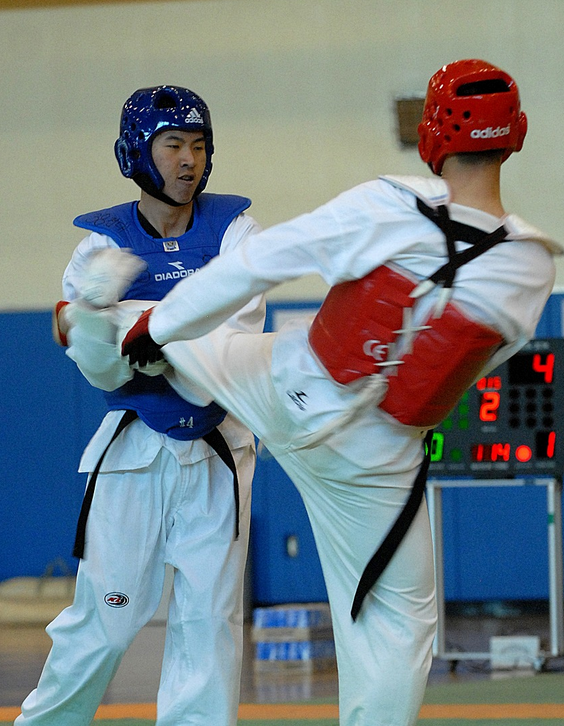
[65, 300, 119, 344]
[64, 301, 133, 392]
[64, 300, 168, 391]
[78, 248, 146, 308]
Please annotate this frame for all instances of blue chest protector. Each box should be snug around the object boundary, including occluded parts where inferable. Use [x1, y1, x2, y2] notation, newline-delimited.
[74, 193, 251, 440]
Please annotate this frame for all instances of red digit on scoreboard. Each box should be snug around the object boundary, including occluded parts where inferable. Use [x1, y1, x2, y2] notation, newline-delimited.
[479, 391, 500, 422]
[547, 431, 556, 458]
[532, 353, 555, 383]
[492, 443, 511, 462]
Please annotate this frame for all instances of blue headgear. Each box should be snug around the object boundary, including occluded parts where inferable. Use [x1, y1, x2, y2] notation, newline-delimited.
[114, 85, 214, 206]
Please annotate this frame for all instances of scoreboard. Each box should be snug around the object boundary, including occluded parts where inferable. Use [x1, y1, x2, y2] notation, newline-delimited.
[428, 338, 564, 478]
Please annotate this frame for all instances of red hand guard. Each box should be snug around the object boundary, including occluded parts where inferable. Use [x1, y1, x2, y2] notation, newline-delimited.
[52, 300, 70, 347]
[121, 308, 164, 367]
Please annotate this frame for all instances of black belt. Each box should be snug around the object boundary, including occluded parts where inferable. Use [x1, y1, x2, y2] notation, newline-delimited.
[202, 426, 240, 539]
[73, 411, 239, 559]
[350, 430, 434, 621]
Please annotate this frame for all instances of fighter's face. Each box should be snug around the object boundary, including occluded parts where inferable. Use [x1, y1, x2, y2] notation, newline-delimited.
[151, 129, 207, 205]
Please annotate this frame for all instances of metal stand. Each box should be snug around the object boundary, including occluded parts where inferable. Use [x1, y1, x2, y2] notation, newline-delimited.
[427, 477, 564, 662]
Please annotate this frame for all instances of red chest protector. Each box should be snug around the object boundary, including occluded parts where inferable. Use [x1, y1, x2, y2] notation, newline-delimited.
[308, 201, 508, 428]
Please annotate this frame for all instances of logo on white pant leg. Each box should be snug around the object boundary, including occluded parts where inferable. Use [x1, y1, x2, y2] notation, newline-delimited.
[104, 592, 129, 608]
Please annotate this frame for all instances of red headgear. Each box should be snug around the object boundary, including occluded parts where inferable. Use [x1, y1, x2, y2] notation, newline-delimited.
[418, 59, 527, 175]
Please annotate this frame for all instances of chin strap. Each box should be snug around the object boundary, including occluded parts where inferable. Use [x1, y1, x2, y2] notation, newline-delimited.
[133, 172, 193, 208]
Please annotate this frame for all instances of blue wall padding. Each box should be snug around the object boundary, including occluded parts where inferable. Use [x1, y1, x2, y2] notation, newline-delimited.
[0, 311, 106, 581]
[441, 485, 549, 600]
[250, 451, 327, 604]
[1, 296, 563, 603]
[534, 292, 563, 337]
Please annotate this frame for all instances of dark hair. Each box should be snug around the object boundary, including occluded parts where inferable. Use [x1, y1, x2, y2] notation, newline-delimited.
[454, 149, 505, 165]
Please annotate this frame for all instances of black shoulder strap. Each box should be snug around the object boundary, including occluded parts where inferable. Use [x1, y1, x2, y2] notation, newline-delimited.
[416, 198, 508, 290]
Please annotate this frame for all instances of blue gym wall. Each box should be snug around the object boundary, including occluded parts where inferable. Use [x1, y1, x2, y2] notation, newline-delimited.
[0, 312, 107, 581]
[1, 295, 563, 604]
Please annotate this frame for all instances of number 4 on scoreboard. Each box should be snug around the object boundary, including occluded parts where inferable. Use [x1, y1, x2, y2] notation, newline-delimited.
[533, 353, 555, 383]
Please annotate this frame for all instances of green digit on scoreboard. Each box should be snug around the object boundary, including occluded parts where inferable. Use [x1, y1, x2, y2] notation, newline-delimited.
[430, 432, 444, 462]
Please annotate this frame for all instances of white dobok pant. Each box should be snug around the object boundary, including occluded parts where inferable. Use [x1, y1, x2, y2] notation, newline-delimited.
[163, 327, 437, 726]
[16, 442, 254, 726]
